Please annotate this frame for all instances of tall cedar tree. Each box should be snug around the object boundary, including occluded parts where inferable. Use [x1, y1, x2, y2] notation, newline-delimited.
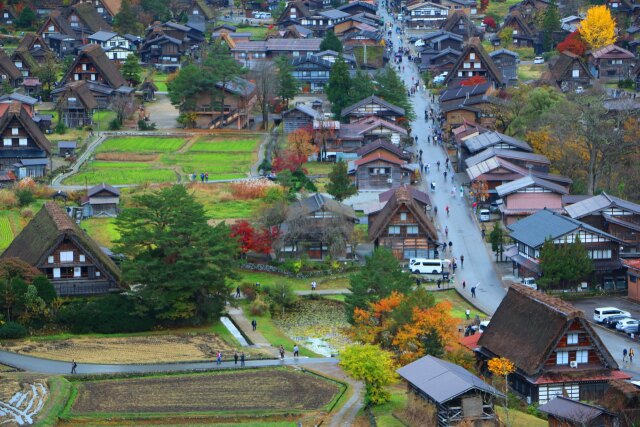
[204, 42, 246, 116]
[113, 0, 143, 35]
[326, 54, 352, 118]
[538, 236, 593, 290]
[542, 0, 561, 51]
[121, 54, 142, 86]
[34, 52, 59, 101]
[15, 6, 36, 29]
[374, 67, 414, 121]
[114, 185, 238, 322]
[168, 64, 210, 111]
[345, 248, 413, 323]
[326, 161, 357, 201]
[320, 30, 343, 53]
[348, 69, 375, 105]
[275, 55, 298, 108]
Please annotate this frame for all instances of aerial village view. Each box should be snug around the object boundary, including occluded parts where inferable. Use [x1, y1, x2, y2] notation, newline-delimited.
[0, 0, 638, 425]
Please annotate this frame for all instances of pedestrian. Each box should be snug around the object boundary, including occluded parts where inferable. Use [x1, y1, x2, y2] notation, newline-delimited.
[434, 205, 438, 215]
[462, 280, 466, 290]
[240, 352, 245, 367]
[205, 172, 209, 182]
[235, 286, 241, 298]
[416, 277, 420, 287]
[446, 205, 449, 216]
[293, 344, 300, 358]
[465, 309, 470, 320]
[460, 255, 464, 268]
[481, 227, 486, 239]
[623, 348, 628, 362]
[234, 351, 239, 365]
[471, 286, 476, 298]
[279, 345, 285, 360]
[437, 160, 440, 171]
[311, 280, 317, 291]
[251, 319, 257, 331]
[216, 351, 222, 365]
[449, 241, 453, 251]
[445, 225, 448, 237]
[437, 279, 441, 289]
[200, 172, 205, 183]
[444, 171, 447, 181]
[71, 359, 77, 374]
[630, 348, 635, 363]
[452, 262, 457, 274]
[255, 281, 261, 289]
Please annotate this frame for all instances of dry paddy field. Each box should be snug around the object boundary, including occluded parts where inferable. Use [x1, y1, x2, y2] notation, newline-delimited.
[71, 369, 341, 414]
[1, 334, 261, 364]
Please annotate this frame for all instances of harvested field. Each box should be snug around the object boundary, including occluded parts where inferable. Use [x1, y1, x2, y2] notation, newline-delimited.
[94, 152, 160, 162]
[72, 369, 340, 414]
[1, 334, 244, 364]
[96, 137, 186, 153]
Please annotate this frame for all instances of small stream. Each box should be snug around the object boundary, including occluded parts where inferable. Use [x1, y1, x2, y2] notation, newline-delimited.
[220, 316, 249, 346]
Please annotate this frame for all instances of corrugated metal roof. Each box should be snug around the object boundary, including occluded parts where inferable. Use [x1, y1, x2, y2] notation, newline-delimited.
[397, 355, 503, 404]
[496, 175, 568, 196]
[538, 396, 610, 423]
[463, 131, 531, 153]
[465, 156, 500, 180]
[565, 193, 640, 218]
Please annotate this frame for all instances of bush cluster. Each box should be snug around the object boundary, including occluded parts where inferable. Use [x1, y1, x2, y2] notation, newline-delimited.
[0, 322, 28, 339]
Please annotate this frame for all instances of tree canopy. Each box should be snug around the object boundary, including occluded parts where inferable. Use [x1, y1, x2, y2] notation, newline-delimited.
[579, 5, 616, 50]
[121, 54, 142, 86]
[114, 185, 238, 322]
[538, 236, 593, 290]
[320, 30, 343, 53]
[340, 344, 398, 405]
[326, 55, 353, 118]
[275, 56, 298, 107]
[326, 161, 357, 202]
[113, 0, 143, 35]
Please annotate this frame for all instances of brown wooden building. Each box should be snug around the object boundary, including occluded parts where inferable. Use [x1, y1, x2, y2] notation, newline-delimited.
[340, 95, 405, 123]
[191, 77, 257, 129]
[0, 202, 122, 296]
[351, 150, 414, 190]
[538, 396, 618, 427]
[54, 80, 98, 128]
[368, 186, 439, 260]
[444, 40, 504, 89]
[477, 284, 631, 405]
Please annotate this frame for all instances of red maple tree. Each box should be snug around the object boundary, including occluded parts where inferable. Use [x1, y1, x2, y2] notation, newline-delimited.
[556, 31, 588, 56]
[230, 221, 279, 255]
[483, 16, 496, 29]
[272, 150, 308, 173]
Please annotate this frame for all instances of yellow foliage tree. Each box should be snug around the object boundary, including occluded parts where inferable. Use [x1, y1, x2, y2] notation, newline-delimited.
[286, 128, 318, 158]
[579, 5, 616, 50]
[340, 344, 398, 405]
[488, 357, 516, 426]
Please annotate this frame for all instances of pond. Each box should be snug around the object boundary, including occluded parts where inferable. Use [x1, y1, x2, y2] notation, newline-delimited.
[272, 299, 351, 357]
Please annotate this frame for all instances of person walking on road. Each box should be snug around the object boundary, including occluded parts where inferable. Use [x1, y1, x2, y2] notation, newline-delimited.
[445, 226, 449, 238]
[71, 360, 77, 374]
[216, 351, 222, 365]
[311, 281, 317, 291]
[293, 344, 300, 358]
[444, 170, 448, 181]
[251, 319, 257, 331]
[630, 348, 635, 363]
[623, 348, 628, 362]
[235, 286, 241, 298]
[234, 352, 239, 365]
[465, 309, 470, 320]
[471, 285, 477, 298]
[437, 161, 440, 171]
[279, 345, 285, 360]
[460, 255, 464, 268]
[240, 352, 245, 367]
[446, 205, 450, 216]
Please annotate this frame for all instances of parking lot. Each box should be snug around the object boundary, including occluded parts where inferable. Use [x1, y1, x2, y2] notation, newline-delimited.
[571, 296, 640, 323]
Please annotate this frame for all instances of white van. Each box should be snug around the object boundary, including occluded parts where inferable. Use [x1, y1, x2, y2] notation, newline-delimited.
[521, 277, 538, 290]
[593, 307, 631, 323]
[479, 209, 491, 222]
[410, 258, 446, 274]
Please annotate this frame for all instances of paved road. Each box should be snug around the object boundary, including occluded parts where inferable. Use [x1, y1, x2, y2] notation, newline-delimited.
[0, 349, 337, 375]
[382, 7, 506, 315]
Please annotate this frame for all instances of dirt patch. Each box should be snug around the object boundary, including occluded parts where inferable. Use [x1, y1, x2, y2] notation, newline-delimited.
[1, 334, 253, 364]
[94, 152, 159, 162]
[72, 369, 340, 414]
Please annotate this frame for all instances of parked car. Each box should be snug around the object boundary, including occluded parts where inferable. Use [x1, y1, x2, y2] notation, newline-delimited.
[479, 209, 491, 222]
[593, 307, 631, 323]
[534, 56, 545, 64]
[414, 39, 425, 47]
[489, 199, 503, 213]
[603, 314, 630, 329]
[575, 86, 585, 94]
[616, 318, 639, 333]
[520, 277, 537, 290]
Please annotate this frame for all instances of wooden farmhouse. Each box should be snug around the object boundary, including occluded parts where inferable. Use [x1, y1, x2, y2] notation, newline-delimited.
[54, 80, 98, 128]
[0, 202, 122, 296]
[341, 95, 405, 123]
[81, 183, 120, 217]
[444, 41, 504, 89]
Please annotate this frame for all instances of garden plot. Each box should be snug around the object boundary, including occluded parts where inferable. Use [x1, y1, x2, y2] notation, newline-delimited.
[0, 214, 14, 253]
[71, 369, 341, 414]
[272, 299, 351, 357]
[0, 382, 47, 426]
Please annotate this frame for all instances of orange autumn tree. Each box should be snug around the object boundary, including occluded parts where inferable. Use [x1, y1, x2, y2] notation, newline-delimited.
[286, 128, 318, 159]
[351, 290, 458, 364]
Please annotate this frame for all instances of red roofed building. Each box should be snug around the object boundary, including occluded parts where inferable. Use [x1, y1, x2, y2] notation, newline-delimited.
[350, 148, 416, 190]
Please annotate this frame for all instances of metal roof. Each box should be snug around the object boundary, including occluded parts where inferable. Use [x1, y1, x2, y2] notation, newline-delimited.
[318, 9, 350, 19]
[465, 157, 500, 180]
[508, 209, 621, 248]
[397, 355, 503, 404]
[88, 30, 118, 42]
[496, 175, 569, 196]
[538, 396, 612, 423]
[565, 192, 640, 218]
[465, 147, 549, 168]
[463, 131, 532, 153]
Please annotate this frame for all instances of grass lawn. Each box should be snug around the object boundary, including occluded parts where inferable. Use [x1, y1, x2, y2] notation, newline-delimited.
[496, 407, 547, 427]
[234, 269, 350, 292]
[432, 289, 487, 320]
[303, 162, 335, 176]
[93, 110, 116, 126]
[152, 72, 170, 92]
[164, 152, 253, 178]
[64, 161, 177, 185]
[97, 137, 186, 153]
[485, 0, 522, 19]
[518, 64, 545, 81]
[240, 301, 322, 358]
[0, 211, 15, 253]
[232, 24, 270, 40]
[191, 136, 261, 152]
[202, 198, 265, 219]
[370, 384, 408, 427]
[80, 217, 120, 249]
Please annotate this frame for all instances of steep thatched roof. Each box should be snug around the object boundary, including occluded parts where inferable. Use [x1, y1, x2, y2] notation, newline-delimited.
[62, 44, 126, 88]
[1, 202, 121, 284]
[478, 284, 618, 376]
[0, 102, 51, 154]
[0, 49, 22, 81]
[444, 40, 504, 87]
[55, 80, 98, 110]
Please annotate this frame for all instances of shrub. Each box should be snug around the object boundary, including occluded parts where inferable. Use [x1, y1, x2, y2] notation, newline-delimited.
[240, 283, 257, 301]
[108, 118, 122, 130]
[0, 189, 18, 208]
[17, 177, 36, 191]
[618, 79, 634, 89]
[138, 119, 157, 130]
[0, 321, 28, 339]
[20, 208, 33, 219]
[250, 295, 269, 316]
[56, 294, 155, 334]
[15, 189, 35, 207]
[55, 122, 67, 134]
[230, 178, 280, 199]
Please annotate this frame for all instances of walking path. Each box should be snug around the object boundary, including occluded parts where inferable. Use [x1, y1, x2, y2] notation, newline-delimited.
[226, 306, 278, 356]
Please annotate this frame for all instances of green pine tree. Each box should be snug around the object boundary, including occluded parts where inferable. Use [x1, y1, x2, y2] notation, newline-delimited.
[275, 56, 298, 107]
[348, 69, 375, 105]
[15, 6, 36, 29]
[320, 30, 343, 53]
[113, 0, 143, 35]
[121, 54, 142, 86]
[326, 54, 352, 119]
[326, 161, 357, 201]
[374, 67, 415, 121]
[542, 0, 561, 51]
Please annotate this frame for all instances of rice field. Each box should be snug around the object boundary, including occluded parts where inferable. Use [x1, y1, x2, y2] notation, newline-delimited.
[164, 152, 254, 178]
[191, 137, 260, 152]
[96, 137, 186, 153]
[0, 214, 14, 253]
[64, 161, 177, 185]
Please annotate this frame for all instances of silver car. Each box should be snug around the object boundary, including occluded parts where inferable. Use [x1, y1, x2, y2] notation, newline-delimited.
[616, 318, 639, 334]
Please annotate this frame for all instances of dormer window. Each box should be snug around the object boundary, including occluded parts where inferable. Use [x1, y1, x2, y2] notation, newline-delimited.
[11, 128, 18, 135]
[567, 333, 578, 344]
[469, 53, 475, 60]
[82, 63, 87, 71]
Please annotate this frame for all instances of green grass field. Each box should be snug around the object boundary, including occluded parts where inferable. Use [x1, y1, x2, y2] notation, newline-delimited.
[370, 384, 408, 426]
[234, 270, 350, 292]
[0, 213, 14, 253]
[303, 162, 335, 176]
[518, 64, 545, 81]
[432, 289, 487, 320]
[97, 137, 186, 153]
[191, 137, 260, 152]
[81, 218, 120, 249]
[64, 161, 177, 185]
[93, 110, 117, 126]
[496, 407, 547, 427]
[152, 73, 169, 92]
[164, 152, 253, 178]
[485, 0, 521, 19]
[202, 198, 265, 219]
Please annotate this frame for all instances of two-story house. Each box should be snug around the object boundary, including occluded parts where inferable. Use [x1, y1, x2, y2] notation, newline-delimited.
[406, 2, 451, 29]
[291, 54, 333, 92]
[0, 49, 23, 88]
[16, 33, 52, 65]
[440, 10, 481, 39]
[88, 31, 133, 61]
[489, 49, 519, 85]
[282, 104, 321, 134]
[231, 38, 322, 66]
[588, 44, 635, 82]
[11, 48, 38, 79]
[279, 193, 358, 260]
[476, 284, 630, 404]
[444, 40, 504, 88]
[565, 193, 640, 255]
[340, 95, 405, 123]
[54, 80, 98, 128]
[503, 13, 537, 48]
[139, 31, 184, 71]
[456, 127, 531, 166]
[334, 116, 409, 152]
[1, 202, 122, 296]
[0, 101, 52, 179]
[496, 175, 568, 225]
[349, 140, 416, 190]
[507, 209, 626, 289]
[190, 77, 257, 129]
[91, 0, 122, 23]
[547, 51, 593, 91]
[368, 186, 439, 260]
[0, 5, 16, 26]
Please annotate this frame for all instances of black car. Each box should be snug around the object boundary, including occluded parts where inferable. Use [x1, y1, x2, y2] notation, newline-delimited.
[603, 314, 629, 329]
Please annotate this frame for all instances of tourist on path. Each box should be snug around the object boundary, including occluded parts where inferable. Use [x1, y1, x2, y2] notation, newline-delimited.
[251, 319, 257, 331]
[279, 345, 285, 360]
[293, 344, 299, 358]
[466, 309, 470, 320]
[216, 351, 222, 365]
[623, 348, 628, 362]
[311, 281, 317, 291]
[234, 352, 239, 365]
[630, 348, 635, 363]
[235, 287, 241, 298]
[460, 255, 464, 268]
[240, 352, 245, 367]
[71, 360, 77, 374]
[471, 286, 477, 298]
